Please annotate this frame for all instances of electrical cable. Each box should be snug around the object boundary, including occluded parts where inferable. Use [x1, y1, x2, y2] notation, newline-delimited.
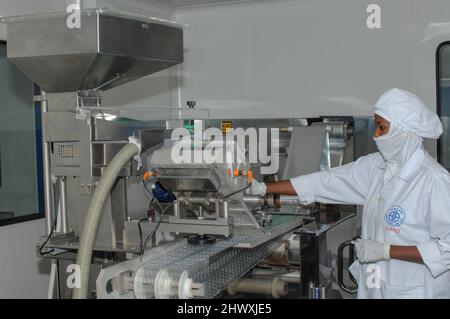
[137, 217, 148, 254]
[139, 202, 174, 256]
[222, 183, 251, 199]
[137, 198, 154, 253]
[39, 217, 57, 256]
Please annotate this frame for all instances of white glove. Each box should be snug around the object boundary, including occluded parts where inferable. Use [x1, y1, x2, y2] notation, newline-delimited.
[245, 180, 267, 196]
[355, 239, 390, 263]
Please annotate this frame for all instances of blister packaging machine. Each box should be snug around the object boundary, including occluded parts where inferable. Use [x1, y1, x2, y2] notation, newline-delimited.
[1, 10, 373, 299]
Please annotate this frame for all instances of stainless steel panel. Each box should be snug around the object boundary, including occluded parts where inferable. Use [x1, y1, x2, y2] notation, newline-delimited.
[65, 176, 116, 249]
[46, 92, 78, 112]
[156, 167, 221, 192]
[52, 166, 80, 177]
[99, 15, 182, 62]
[50, 142, 80, 168]
[110, 178, 128, 247]
[282, 127, 325, 179]
[79, 116, 95, 195]
[207, 118, 308, 128]
[92, 142, 128, 166]
[139, 129, 166, 152]
[92, 167, 133, 177]
[94, 119, 142, 141]
[94, 119, 168, 142]
[12, 55, 98, 93]
[318, 120, 350, 169]
[66, 176, 88, 236]
[43, 112, 79, 142]
[6, 14, 98, 57]
[353, 117, 377, 160]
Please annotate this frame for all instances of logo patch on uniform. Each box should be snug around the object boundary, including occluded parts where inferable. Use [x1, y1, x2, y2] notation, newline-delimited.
[384, 206, 405, 227]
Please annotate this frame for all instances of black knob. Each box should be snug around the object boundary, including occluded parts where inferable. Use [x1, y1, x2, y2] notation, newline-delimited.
[187, 101, 196, 108]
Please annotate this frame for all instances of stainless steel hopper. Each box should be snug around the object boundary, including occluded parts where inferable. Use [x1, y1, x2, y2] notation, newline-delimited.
[2, 10, 183, 92]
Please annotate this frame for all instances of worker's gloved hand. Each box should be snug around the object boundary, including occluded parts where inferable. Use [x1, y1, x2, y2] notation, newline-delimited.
[245, 180, 267, 196]
[355, 239, 390, 263]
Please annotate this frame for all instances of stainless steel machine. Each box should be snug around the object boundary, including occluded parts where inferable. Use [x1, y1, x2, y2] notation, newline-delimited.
[2, 10, 374, 299]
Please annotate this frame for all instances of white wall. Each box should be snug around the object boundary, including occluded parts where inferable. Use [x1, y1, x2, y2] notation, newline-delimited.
[0, 0, 67, 40]
[96, 0, 173, 18]
[99, 0, 177, 108]
[173, 0, 450, 120]
[100, 0, 450, 123]
[0, 219, 50, 298]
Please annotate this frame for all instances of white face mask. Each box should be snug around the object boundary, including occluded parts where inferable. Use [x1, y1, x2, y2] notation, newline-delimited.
[373, 121, 422, 182]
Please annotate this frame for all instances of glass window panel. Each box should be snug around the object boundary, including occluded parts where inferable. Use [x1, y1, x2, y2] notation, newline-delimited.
[0, 41, 43, 224]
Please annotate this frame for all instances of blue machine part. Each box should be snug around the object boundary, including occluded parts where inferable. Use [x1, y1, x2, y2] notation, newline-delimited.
[151, 181, 176, 203]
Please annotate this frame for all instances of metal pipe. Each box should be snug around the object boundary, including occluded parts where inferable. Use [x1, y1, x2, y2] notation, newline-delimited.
[222, 200, 228, 218]
[251, 269, 301, 284]
[40, 91, 53, 234]
[177, 196, 266, 207]
[179, 196, 215, 205]
[174, 195, 303, 210]
[242, 195, 303, 208]
[92, 73, 122, 91]
[173, 201, 180, 218]
[227, 277, 288, 299]
[278, 195, 303, 207]
[59, 176, 68, 233]
[242, 196, 265, 207]
[173, 194, 303, 217]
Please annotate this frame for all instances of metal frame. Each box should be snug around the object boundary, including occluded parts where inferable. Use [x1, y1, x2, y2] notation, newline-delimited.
[436, 41, 450, 168]
[0, 40, 45, 227]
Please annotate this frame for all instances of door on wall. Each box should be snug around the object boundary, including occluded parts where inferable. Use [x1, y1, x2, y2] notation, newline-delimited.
[437, 42, 450, 171]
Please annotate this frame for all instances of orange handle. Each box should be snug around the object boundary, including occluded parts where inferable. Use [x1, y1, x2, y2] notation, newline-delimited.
[143, 171, 155, 181]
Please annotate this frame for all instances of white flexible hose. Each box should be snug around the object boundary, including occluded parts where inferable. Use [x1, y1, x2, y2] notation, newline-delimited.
[72, 143, 139, 299]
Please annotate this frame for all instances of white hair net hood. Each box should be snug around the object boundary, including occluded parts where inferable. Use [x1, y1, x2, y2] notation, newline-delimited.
[374, 88, 443, 139]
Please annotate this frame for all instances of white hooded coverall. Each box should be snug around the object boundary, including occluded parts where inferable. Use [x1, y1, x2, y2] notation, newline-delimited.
[290, 89, 450, 298]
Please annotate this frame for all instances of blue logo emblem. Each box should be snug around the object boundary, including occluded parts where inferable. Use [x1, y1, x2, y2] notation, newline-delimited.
[384, 206, 405, 227]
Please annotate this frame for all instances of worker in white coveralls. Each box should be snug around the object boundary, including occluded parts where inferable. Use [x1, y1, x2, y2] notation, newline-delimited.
[247, 88, 450, 298]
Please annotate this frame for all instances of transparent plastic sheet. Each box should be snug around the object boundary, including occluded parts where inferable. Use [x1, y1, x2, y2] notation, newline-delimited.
[147, 139, 252, 199]
[0, 8, 187, 28]
[189, 239, 283, 298]
[133, 235, 249, 299]
[86, 106, 210, 124]
[133, 235, 284, 299]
